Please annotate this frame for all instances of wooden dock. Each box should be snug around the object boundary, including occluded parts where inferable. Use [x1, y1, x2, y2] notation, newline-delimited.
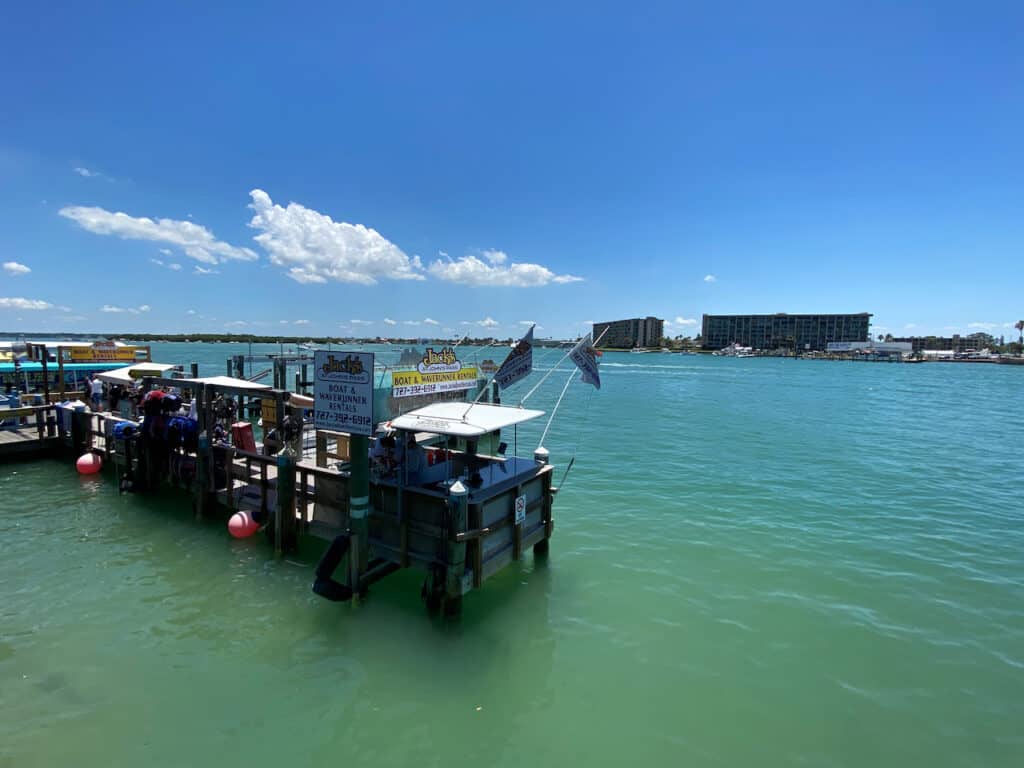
[0, 406, 60, 458]
[0, 378, 556, 615]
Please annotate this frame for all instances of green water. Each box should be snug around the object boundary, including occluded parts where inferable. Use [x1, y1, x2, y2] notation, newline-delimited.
[2, 345, 1022, 767]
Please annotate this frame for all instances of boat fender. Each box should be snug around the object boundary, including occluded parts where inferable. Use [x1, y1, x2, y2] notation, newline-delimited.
[312, 533, 353, 602]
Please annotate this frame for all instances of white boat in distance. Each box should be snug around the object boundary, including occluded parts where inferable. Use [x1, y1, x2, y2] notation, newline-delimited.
[713, 343, 756, 358]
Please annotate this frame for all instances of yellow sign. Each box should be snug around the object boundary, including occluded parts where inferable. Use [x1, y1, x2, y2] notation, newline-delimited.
[392, 366, 478, 398]
[68, 345, 138, 362]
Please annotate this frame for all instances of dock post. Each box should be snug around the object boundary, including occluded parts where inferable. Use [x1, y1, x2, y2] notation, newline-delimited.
[444, 481, 469, 616]
[71, 409, 89, 457]
[349, 433, 370, 600]
[57, 347, 65, 399]
[274, 451, 296, 554]
[39, 345, 51, 405]
[190, 362, 199, 379]
[195, 432, 210, 518]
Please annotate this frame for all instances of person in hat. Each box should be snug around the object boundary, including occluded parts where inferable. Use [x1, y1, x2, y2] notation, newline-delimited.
[370, 433, 397, 476]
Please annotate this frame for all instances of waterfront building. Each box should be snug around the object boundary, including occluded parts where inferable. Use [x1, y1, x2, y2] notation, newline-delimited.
[593, 317, 664, 349]
[892, 333, 998, 353]
[701, 313, 871, 351]
[826, 341, 913, 355]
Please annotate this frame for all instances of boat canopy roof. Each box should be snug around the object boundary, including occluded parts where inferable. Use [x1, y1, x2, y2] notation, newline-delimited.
[184, 375, 271, 391]
[389, 402, 544, 438]
[96, 362, 177, 384]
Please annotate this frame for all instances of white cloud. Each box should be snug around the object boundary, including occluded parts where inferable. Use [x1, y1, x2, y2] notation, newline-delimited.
[150, 258, 182, 271]
[423, 318, 440, 326]
[186, 309, 197, 315]
[294, 319, 310, 325]
[225, 320, 248, 328]
[59, 205, 257, 264]
[73, 167, 100, 178]
[3, 261, 31, 275]
[703, 274, 717, 283]
[967, 322, 996, 330]
[477, 317, 499, 328]
[247, 189, 425, 285]
[428, 251, 582, 287]
[671, 316, 697, 326]
[403, 320, 421, 326]
[351, 319, 373, 326]
[194, 266, 220, 275]
[519, 320, 535, 326]
[904, 323, 917, 330]
[0, 297, 53, 310]
[159, 248, 172, 256]
[383, 318, 397, 326]
[100, 304, 150, 314]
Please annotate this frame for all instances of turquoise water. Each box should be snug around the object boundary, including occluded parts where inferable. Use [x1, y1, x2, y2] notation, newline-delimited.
[2, 344, 1022, 767]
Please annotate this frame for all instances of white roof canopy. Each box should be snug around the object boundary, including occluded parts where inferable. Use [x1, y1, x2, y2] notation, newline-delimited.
[96, 362, 176, 385]
[184, 375, 271, 391]
[389, 402, 544, 438]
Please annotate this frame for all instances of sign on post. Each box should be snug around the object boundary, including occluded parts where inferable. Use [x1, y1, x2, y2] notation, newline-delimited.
[69, 343, 138, 362]
[313, 350, 374, 436]
[391, 346, 477, 398]
[514, 494, 527, 526]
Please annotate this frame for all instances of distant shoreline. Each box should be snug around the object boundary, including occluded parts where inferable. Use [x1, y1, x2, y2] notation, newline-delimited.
[0, 332, 567, 347]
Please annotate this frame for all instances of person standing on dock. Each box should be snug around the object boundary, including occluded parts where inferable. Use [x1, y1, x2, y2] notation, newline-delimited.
[89, 376, 105, 412]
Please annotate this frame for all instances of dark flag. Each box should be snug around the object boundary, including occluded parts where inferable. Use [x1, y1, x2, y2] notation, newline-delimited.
[494, 325, 535, 390]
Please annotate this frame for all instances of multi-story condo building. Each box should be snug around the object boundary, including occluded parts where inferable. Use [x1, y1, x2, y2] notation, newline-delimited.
[593, 317, 665, 349]
[701, 313, 872, 351]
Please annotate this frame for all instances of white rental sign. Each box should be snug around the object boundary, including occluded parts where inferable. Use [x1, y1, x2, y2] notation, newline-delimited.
[313, 350, 374, 436]
[514, 494, 527, 525]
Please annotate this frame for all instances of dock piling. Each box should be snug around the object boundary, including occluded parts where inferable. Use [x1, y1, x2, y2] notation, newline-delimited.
[444, 481, 469, 615]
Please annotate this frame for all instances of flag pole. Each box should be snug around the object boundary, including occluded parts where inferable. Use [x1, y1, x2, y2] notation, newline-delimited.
[536, 365, 576, 449]
[463, 325, 534, 417]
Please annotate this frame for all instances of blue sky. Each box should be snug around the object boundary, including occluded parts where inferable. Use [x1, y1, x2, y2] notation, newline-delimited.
[1, 1, 1022, 340]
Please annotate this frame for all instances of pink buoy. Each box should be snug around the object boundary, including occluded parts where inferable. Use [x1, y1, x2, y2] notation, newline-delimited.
[228, 510, 260, 539]
[76, 453, 103, 475]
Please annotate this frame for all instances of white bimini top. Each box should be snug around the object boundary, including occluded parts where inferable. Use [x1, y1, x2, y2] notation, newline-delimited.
[389, 402, 544, 438]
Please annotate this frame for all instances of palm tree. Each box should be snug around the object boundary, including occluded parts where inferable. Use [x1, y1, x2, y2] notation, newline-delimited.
[1015, 320, 1024, 355]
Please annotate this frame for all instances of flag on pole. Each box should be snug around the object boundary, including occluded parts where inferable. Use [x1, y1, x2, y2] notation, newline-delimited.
[495, 324, 534, 390]
[569, 332, 601, 389]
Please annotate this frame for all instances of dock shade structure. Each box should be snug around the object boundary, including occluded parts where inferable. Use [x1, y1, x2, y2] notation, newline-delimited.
[389, 402, 545, 438]
[183, 375, 272, 391]
[96, 362, 178, 385]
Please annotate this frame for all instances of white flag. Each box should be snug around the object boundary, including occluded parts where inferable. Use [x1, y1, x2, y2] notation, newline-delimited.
[569, 332, 601, 389]
[495, 325, 534, 390]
